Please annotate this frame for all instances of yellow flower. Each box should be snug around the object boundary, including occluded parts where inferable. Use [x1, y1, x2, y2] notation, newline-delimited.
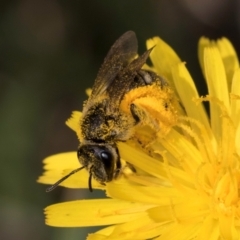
[38, 35, 240, 240]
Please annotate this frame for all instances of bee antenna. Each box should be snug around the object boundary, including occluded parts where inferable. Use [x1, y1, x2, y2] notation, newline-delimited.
[88, 168, 93, 192]
[46, 166, 85, 192]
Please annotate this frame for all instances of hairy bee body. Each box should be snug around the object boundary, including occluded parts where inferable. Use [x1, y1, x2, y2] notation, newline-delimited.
[80, 70, 165, 143]
[46, 31, 178, 193]
[77, 31, 173, 187]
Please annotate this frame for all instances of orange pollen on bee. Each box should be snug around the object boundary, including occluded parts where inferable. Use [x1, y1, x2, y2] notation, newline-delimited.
[120, 83, 179, 136]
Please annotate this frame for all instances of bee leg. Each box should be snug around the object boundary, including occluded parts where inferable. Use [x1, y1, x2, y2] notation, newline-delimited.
[126, 162, 136, 172]
[130, 102, 160, 130]
[130, 103, 140, 124]
[114, 154, 122, 179]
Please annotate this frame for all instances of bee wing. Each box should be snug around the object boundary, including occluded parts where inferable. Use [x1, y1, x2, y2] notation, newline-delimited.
[90, 31, 138, 98]
[106, 48, 153, 109]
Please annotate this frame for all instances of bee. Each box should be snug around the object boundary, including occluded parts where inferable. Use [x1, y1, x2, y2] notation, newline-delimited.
[46, 31, 177, 192]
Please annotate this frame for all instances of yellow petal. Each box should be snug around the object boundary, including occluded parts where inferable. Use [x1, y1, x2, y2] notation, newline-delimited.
[148, 200, 208, 224]
[146, 37, 181, 88]
[171, 62, 211, 133]
[236, 123, 240, 156]
[198, 37, 211, 77]
[87, 226, 115, 240]
[118, 141, 193, 186]
[87, 234, 107, 240]
[218, 212, 239, 240]
[204, 47, 230, 107]
[156, 129, 202, 170]
[216, 38, 239, 89]
[196, 215, 219, 240]
[89, 216, 164, 240]
[204, 47, 230, 141]
[231, 69, 240, 126]
[106, 215, 163, 240]
[65, 111, 82, 140]
[86, 88, 92, 97]
[154, 222, 200, 240]
[148, 205, 173, 223]
[40, 152, 79, 170]
[107, 179, 181, 205]
[45, 199, 153, 227]
[198, 37, 239, 88]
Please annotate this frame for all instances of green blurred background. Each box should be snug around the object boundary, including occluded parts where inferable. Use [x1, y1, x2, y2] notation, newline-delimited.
[0, 1, 239, 239]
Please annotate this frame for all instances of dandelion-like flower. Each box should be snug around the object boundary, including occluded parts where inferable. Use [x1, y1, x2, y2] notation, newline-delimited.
[38, 35, 240, 239]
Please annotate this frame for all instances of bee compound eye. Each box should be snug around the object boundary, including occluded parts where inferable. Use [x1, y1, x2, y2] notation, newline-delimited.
[100, 150, 113, 170]
[100, 151, 111, 161]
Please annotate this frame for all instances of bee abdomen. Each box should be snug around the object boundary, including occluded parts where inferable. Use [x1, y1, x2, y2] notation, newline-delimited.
[131, 70, 166, 90]
[138, 70, 153, 84]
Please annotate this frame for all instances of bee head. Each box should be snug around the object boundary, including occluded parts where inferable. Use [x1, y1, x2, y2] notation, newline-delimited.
[77, 141, 121, 190]
[45, 141, 121, 193]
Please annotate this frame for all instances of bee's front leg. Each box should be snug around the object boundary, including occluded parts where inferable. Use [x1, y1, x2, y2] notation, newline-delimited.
[113, 155, 122, 179]
[130, 103, 140, 124]
[130, 102, 160, 131]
